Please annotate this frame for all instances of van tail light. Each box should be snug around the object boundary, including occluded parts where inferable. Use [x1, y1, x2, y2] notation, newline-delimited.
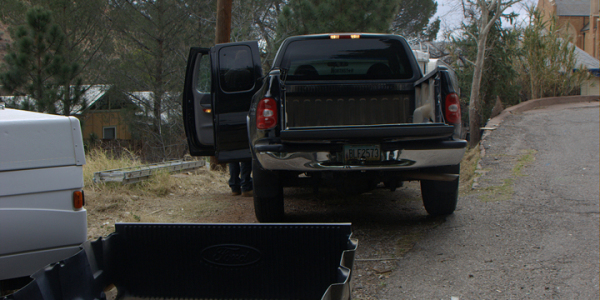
[444, 93, 461, 124]
[73, 191, 84, 209]
[256, 97, 278, 130]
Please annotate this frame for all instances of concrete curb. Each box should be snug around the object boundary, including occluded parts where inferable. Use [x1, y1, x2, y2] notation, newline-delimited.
[472, 95, 599, 189]
[485, 95, 599, 129]
[480, 95, 599, 156]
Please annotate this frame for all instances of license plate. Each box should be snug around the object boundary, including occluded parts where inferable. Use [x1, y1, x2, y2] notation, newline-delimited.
[344, 144, 380, 162]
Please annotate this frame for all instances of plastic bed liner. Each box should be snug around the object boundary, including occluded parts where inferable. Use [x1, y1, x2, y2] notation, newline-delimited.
[3, 223, 357, 300]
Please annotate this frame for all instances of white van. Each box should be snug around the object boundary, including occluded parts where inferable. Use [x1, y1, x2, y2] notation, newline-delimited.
[0, 106, 87, 282]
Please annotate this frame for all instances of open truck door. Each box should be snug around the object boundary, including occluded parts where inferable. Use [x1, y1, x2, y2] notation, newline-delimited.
[183, 41, 263, 162]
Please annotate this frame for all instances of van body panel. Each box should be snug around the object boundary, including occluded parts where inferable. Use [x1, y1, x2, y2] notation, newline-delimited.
[0, 209, 87, 255]
[0, 246, 82, 280]
[0, 109, 86, 172]
[0, 166, 84, 197]
[0, 108, 87, 281]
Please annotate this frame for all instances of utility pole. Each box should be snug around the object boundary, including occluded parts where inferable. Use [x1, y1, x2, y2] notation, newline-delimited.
[215, 0, 232, 44]
[210, 0, 232, 170]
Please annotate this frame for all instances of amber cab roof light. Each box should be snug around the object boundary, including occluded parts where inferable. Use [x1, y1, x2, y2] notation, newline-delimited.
[330, 34, 361, 39]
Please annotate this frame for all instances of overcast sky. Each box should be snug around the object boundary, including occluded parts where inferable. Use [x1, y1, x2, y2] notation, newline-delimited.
[433, 0, 538, 35]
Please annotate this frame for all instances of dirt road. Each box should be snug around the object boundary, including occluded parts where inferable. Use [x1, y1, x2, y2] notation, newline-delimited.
[376, 102, 600, 299]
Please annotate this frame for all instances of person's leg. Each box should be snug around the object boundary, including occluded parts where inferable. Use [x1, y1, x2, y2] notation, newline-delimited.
[228, 162, 241, 195]
[240, 161, 253, 196]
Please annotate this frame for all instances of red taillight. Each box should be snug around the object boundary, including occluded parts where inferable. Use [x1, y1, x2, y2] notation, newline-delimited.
[444, 93, 461, 124]
[73, 190, 84, 209]
[257, 97, 278, 130]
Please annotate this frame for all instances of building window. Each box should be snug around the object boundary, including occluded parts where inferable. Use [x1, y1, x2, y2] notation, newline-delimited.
[103, 127, 116, 139]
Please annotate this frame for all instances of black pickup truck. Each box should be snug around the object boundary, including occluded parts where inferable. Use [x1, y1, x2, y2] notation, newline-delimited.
[183, 33, 467, 222]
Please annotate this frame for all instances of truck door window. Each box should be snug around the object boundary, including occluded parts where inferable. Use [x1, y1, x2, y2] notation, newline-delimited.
[196, 53, 211, 94]
[219, 46, 255, 92]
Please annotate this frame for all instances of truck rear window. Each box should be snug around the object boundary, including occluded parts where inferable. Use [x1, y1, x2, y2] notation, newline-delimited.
[281, 38, 414, 81]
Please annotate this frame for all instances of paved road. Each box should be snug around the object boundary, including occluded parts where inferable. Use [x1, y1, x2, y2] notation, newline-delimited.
[380, 103, 599, 299]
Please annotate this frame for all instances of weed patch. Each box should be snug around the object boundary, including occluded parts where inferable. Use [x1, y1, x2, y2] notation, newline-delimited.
[513, 149, 537, 176]
[480, 178, 515, 202]
[479, 149, 536, 202]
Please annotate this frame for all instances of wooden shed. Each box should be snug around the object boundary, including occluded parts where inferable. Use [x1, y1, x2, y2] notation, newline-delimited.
[76, 85, 138, 141]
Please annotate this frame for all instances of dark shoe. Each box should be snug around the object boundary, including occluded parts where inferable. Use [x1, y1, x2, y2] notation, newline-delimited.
[241, 190, 253, 197]
[231, 190, 241, 196]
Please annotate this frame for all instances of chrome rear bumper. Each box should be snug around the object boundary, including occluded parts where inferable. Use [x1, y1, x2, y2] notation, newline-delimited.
[255, 144, 466, 171]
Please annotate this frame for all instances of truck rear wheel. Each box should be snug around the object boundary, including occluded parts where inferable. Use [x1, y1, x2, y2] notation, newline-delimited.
[420, 164, 460, 216]
[252, 160, 284, 222]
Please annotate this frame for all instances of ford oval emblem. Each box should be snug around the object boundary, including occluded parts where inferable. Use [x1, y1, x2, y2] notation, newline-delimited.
[201, 244, 261, 267]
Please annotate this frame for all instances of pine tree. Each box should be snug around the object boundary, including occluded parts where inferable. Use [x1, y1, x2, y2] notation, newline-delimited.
[1, 0, 112, 115]
[0, 6, 66, 113]
[230, 0, 285, 69]
[393, 0, 439, 41]
[276, 0, 401, 40]
[49, 0, 111, 116]
[109, 0, 213, 160]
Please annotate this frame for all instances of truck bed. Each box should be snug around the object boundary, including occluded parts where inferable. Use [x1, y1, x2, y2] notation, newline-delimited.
[3, 223, 357, 300]
[285, 83, 414, 128]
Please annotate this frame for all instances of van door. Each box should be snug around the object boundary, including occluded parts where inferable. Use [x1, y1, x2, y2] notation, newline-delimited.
[183, 42, 263, 161]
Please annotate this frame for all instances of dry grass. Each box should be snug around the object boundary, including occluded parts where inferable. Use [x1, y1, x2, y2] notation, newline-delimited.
[459, 145, 481, 195]
[83, 149, 141, 189]
[83, 149, 208, 197]
[83, 149, 232, 239]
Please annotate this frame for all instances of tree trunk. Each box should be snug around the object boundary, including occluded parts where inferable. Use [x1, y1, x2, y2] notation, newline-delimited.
[468, 34, 488, 148]
[63, 83, 71, 116]
[464, 0, 523, 147]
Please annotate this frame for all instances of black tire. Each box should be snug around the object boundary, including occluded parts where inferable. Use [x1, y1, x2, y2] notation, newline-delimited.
[420, 164, 460, 216]
[252, 159, 284, 222]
